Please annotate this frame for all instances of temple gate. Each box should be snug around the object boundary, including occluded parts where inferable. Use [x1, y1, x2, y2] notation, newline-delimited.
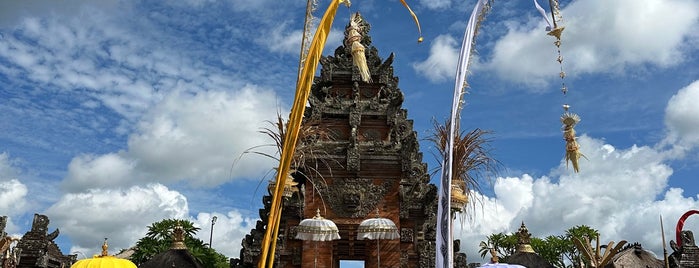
[232, 15, 441, 268]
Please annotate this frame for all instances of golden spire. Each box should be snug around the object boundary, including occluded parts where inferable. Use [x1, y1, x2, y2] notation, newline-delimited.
[101, 238, 109, 257]
[516, 222, 536, 253]
[171, 223, 187, 250]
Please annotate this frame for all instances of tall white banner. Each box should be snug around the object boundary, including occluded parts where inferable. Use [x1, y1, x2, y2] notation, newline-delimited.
[435, 0, 490, 267]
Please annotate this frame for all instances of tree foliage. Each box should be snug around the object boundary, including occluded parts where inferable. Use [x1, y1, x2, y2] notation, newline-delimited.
[478, 225, 600, 268]
[130, 219, 228, 268]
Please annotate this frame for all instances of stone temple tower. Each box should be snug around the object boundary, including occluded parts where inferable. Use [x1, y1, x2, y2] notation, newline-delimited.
[232, 14, 440, 268]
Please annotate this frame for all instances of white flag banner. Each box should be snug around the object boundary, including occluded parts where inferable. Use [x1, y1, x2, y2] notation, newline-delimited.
[534, 0, 553, 30]
[436, 0, 491, 267]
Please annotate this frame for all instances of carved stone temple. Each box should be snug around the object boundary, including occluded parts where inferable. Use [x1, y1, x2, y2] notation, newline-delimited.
[231, 14, 452, 268]
[9, 214, 76, 268]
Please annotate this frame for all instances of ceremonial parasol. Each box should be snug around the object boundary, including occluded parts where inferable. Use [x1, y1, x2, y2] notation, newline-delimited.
[71, 238, 137, 268]
[296, 209, 340, 268]
[357, 210, 399, 268]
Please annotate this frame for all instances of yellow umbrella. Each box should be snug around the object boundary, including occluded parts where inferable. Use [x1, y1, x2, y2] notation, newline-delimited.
[71, 238, 136, 268]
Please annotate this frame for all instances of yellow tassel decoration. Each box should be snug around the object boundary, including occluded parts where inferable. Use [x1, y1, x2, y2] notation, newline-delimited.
[561, 111, 586, 173]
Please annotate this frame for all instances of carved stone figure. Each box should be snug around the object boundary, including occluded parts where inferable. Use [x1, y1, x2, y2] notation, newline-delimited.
[670, 230, 699, 268]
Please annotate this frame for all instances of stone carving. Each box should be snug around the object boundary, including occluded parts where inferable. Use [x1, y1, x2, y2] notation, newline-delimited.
[0, 216, 6, 237]
[319, 178, 391, 218]
[418, 241, 436, 268]
[401, 228, 414, 243]
[670, 230, 699, 268]
[14, 214, 75, 268]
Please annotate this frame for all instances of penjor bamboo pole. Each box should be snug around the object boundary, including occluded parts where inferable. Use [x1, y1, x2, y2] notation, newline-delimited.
[257, 1, 346, 267]
[661, 215, 670, 268]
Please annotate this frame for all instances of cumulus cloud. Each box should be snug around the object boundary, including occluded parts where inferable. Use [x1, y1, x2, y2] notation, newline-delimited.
[62, 88, 280, 192]
[256, 22, 344, 56]
[47, 184, 256, 259]
[664, 80, 699, 150]
[192, 211, 256, 258]
[0, 153, 28, 234]
[46, 184, 189, 255]
[481, 0, 699, 88]
[412, 34, 459, 83]
[453, 135, 699, 262]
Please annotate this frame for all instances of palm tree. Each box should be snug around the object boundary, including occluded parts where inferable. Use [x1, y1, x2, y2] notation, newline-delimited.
[130, 219, 226, 267]
[429, 119, 500, 213]
[478, 232, 517, 261]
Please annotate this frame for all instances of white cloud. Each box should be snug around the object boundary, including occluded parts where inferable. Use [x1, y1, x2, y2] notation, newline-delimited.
[0, 153, 28, 230]
[453, 135, 699, 263]
[257, 23, 305, 55]
[192, 211, 256, 258]
[256, 21, 345, 57]
[412, 34, 459, 83]
[482, 0, 699, 88]
[419, 0, 451, 10]
[65, 153, 137, 191]
[46, 184, 189, 256]
[62, 87, 280, 191]
[0, 179, 28, 216]
[0, 0, 120, 27]
[664, 80, 699, 150]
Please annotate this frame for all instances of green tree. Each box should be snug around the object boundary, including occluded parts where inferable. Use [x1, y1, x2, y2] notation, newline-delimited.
[130, 219, 228, 268]
[479, 225, 600, 268]
[533, 235, 567, 267]
[478, 232, 517, 261]
[563, 225, 599, 267]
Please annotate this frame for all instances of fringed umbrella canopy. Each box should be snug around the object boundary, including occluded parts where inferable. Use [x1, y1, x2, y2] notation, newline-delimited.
[72, 239, 137, 268]
[295, 209, 340, 241]
[356, 217, 399, 240]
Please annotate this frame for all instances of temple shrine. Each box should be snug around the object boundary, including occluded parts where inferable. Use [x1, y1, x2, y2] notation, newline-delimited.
[231, 14, 468, 268]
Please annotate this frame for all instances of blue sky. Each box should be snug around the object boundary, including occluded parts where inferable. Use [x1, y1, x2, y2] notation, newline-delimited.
[1, 0, 698, 265]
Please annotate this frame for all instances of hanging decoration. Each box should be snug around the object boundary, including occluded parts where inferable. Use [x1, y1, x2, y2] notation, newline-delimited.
[536, 0, 585, 172]
[436, 0, 492, 267]
[345, 12, 372, 82]
[399, 0, 424, 43]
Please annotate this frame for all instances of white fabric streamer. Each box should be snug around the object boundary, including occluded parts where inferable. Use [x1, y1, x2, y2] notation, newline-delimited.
[534, 0, 553, 31]
[435, 0, 489, 267]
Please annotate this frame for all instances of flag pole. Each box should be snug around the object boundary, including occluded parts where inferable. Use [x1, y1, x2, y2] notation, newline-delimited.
[661, 214, 670, 268]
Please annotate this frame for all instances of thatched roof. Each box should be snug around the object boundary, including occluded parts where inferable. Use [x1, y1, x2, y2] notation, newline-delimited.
[605, 243, 663, 268]
[508, 252, 555, 268]
[138, 249, 204, 268]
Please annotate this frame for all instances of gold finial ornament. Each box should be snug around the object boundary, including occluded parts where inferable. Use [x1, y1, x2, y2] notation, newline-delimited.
[345, 12, 371, 83]
[171, 223, 187, 250]
[101, 238, 109, 257]
[516, 222, 536, 253]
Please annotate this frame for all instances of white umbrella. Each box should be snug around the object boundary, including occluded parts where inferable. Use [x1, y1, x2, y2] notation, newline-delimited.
[357, 212, 399, 268]
[296, 209, 340, 268]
